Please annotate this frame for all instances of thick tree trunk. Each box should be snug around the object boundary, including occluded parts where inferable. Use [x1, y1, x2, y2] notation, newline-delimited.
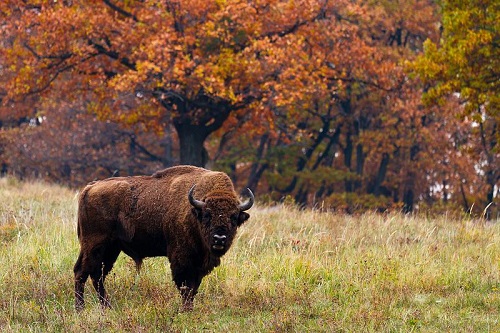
[155, 87, 230, 167]
[175, 124, 209, 167]
[161, 131, 174, 167]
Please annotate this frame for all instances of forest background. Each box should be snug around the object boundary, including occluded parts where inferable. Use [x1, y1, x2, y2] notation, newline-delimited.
[0, 0, 498, 217]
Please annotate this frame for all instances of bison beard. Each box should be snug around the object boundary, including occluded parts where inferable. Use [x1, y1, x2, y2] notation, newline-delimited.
[73, 166, 254, 311]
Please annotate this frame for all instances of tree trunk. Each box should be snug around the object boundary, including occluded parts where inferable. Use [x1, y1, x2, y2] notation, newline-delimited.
[161, 131, 174, 167]
[246, 133, 270, 191]
[246, 164, 267, 193]
[459, 181, 470, 212]
[158, 89, 233, 167]
[402, 145, 420, 213]
[344, 131, 353, 193]
[279, 117, 330, 194]
[294, 185, 308, 206]
[372, 153, 389, 196]
[354, 143, 364, 191]
[128, 135, 136, 175]
[175, 123, 209, 167]
[403, 185, 414, 214]
[1, 162, 7, 176]
[478, 120, 497, 219]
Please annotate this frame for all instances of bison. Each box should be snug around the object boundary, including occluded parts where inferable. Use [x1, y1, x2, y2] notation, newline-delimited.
[73, 165, 254, 311]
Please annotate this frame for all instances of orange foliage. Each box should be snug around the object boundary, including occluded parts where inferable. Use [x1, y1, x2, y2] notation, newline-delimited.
[0, 0, 496, 214]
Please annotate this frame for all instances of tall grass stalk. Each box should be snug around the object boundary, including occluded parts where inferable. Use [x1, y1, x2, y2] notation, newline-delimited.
[0, 178, 498, 332]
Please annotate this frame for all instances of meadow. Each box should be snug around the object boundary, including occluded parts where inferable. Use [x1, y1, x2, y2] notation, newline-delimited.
[0, 177, 498, 332]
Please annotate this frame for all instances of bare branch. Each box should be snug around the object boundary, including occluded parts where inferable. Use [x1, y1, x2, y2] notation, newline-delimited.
[88, 39, 137, 70]
[127, 133, 165, 163]
[23, 42, 72, 61]
[102, 0, 139, 22]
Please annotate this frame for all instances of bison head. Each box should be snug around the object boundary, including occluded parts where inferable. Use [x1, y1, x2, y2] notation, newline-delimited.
[189, 185, 254, 256]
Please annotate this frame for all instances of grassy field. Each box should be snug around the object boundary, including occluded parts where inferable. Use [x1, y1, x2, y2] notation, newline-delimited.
[0, 177, 498, 332]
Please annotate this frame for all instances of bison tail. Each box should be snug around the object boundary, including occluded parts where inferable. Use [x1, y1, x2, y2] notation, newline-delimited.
[134, 258, 143, 273]
[76, 221, 81, 240]
[76, 185, 92, 240]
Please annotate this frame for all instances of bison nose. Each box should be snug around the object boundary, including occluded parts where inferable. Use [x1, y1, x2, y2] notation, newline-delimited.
[213, 234, 227, 244]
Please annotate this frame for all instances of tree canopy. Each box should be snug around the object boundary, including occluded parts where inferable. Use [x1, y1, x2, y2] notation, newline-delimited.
[1, 0, 498, 215]
[414, 0, 499, 213]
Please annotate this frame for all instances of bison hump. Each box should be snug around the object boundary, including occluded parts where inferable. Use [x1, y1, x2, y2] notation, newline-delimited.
[152, 165, 207, 179]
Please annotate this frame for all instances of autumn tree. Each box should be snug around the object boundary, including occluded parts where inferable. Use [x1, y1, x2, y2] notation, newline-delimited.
[211, 0, 445, 212]
[3, 0, 493, 214]
[1, 0, 345, 167]
[2, 102, 174, 186]
[414, 0, 500, 213]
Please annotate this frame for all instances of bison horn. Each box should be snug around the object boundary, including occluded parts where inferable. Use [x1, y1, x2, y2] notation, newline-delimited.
[238, 188, 254, 211]
[188, 185, 206, 209]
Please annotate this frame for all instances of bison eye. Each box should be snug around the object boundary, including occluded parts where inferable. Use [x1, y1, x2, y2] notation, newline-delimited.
[203, 211, 212, 222]
[230, 214, 239, 227]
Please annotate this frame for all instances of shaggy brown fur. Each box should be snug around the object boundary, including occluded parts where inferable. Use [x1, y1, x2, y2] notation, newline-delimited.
[73, 165, 253, 311]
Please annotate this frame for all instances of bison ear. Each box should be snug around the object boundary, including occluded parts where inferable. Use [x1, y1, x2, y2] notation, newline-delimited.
[237, 212, 250, 226]
[191, 207, 203, 222]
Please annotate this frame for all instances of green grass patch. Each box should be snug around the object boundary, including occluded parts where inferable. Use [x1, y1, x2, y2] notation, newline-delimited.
[0, 178, 499, 332]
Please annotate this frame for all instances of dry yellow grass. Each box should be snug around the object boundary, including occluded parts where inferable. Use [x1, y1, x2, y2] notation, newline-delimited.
[0, 177, 499, 332]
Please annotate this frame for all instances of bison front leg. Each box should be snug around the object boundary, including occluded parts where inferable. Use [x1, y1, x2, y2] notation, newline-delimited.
[172, 267, 202, 311]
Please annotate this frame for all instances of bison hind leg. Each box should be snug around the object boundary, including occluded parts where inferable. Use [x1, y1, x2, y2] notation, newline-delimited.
[80, 241, 121, 309]
[90, 270, 111, 309]
[74, 251, 88, 311]
[95, 242, 121, 308]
